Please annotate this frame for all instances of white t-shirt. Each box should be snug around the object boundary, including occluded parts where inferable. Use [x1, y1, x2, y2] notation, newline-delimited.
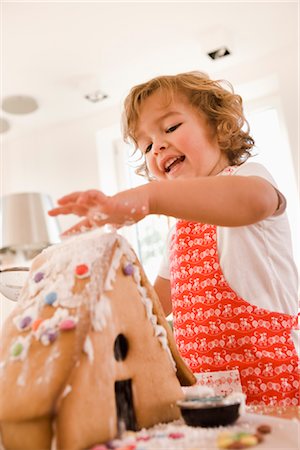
[158, 162, 298, 316]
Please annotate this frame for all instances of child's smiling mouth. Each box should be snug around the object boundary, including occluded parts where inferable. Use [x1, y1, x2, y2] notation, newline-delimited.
[164, 155, 185, 173]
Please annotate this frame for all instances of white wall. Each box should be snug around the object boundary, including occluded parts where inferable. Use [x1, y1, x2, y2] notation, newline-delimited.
[1, 104, 121, 229]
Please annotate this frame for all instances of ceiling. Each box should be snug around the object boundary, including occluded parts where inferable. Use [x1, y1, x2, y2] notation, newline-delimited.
[1, 1, 298, 141]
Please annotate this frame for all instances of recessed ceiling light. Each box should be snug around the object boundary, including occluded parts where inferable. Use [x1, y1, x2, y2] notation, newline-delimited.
[207, 47, 231, 60]
[2, 95, 38, 114]
[85, 90, 108, 103]
[0, 117, 10, 133]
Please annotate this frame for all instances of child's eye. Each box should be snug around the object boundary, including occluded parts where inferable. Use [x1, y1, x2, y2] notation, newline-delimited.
[166, 123, 181, 133]
[145, 143, 152, 154]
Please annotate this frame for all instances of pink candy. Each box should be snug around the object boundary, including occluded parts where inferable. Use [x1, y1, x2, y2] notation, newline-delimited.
[59, 319, 76, 331]
[168, 432, 185, 439]
[90, 446, 108, 450]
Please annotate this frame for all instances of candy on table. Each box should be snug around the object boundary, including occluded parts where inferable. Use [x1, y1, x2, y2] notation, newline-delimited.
[217, 431, 261, 449]
[168, 431, 185, 439]
[256, 424, 271, 434]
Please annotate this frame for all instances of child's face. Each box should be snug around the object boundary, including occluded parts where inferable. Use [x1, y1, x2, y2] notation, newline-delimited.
[135, 90, 229, 180]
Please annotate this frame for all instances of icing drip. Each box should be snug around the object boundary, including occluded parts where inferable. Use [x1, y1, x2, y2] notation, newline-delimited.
[83, 335, 94, 363]
[61, 384, 72, 398]
[91, 294, 112, 332]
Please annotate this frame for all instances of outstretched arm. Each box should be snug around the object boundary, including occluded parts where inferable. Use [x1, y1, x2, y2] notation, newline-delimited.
[48, 175, 279, 234]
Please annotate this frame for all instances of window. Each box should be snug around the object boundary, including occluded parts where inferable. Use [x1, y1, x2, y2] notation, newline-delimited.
[246, 103, 299, 267]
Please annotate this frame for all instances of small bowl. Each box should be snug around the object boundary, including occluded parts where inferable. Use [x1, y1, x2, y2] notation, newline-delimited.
[177, 397, 240, 428]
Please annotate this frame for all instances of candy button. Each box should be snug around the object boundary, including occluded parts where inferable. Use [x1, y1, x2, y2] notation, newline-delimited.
[11, 342, 23, 357]
[34, 272, 44, 283]
[136, 436, 150, 442]
[20, 316, 32, 329]
[60, 319, 76, 331]
[168, 432, 184, 439]
[45, 291, 57, 305]
[40, 330, 58, 345]
[122, 263, 134, 276]
[32, 318, 43, 331]
[75, 264, 90, 279]
[47, 331, 58, 343]
[90, 446, 108, 450]
[115, 446, 136, 450]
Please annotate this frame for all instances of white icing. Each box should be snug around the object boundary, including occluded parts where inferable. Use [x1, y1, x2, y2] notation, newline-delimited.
[17, 356, 31, 386]
[61, 384, 72, 398]
[92, 294, 112, 331]
[10, 229, 177, 378]
[46, 348, 61, 365]
[33, 308, 69, 341]
[0, 361, 6, 379]
[83, 335, 94, 363]
[104, 245, 123, 290]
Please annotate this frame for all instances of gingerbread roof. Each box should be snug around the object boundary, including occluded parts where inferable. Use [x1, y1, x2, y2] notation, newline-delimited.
[0, 229, 195, 449]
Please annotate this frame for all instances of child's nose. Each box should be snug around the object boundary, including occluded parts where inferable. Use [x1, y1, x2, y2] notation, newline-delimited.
[153, 141, 167, 155]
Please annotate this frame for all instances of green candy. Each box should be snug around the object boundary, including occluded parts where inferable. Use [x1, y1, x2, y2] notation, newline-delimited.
[11, 342, 23, 357]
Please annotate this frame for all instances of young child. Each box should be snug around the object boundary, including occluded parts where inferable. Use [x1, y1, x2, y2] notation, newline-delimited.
[49, 71, 299, 406]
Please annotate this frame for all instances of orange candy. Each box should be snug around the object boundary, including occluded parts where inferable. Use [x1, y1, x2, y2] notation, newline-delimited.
[32, 318, 43, 331]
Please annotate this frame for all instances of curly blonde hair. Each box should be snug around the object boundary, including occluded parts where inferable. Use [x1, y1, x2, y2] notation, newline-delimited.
[122, 71, 254, 179]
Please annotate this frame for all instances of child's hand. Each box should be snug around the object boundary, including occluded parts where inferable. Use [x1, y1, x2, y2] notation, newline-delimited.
[48, 188, 150, 235]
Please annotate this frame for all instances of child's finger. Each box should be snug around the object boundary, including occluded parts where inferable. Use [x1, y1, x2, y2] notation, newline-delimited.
[76, 190, 108, 205]
[57, 192, 83, 205]
[48, 204, 88, 217]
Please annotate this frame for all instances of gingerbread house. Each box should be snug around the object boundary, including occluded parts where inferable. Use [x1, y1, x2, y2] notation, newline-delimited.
[0, 229, 195, 450]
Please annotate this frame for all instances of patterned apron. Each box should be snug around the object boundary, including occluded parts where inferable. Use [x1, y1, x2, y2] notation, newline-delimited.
[169, 219, 299, 405]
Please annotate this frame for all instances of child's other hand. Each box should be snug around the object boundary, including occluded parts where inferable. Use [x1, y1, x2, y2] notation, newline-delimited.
[48, 188, 149, 235]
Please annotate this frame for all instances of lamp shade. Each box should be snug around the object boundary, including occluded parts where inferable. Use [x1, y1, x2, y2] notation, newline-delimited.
[0, 192, 61, 258]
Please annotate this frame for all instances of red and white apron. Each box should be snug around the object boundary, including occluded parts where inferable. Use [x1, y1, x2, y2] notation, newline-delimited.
[169, 219, 299, 405]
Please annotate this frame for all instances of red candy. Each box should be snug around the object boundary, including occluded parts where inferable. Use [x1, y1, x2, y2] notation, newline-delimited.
[75, 264, 90, 278]
[136, 435, 150, 441]
[168, 432, 184, 439]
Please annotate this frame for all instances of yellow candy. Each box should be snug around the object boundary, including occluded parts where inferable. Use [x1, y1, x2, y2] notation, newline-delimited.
[217, 431, 259, 449]
[240, 434, 258, 447]
[217, 433, 234, 449]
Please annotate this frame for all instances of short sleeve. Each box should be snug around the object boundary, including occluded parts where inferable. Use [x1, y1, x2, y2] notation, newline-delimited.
[234, 162, 287, 216]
